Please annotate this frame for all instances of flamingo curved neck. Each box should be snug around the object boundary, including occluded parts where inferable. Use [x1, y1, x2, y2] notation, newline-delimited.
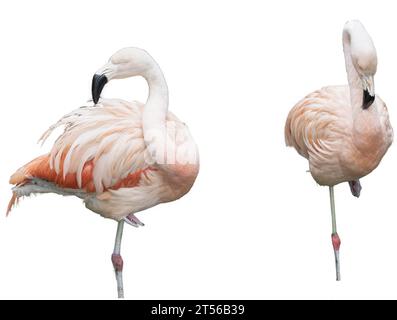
[142, 62, 169, 164]
[342, 30, 362, 110]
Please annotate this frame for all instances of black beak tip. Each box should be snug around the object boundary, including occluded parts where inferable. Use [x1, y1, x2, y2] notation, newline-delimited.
[362, 89, 375, 109]
[92, 74, 108, 104]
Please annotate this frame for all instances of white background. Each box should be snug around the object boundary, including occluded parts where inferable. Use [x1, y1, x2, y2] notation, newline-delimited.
[0, 0, 396, 299]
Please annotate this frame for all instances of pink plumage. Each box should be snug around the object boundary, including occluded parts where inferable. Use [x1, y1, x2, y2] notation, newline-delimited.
[285, 21, 392, 280]
[8, 47, 199, 297]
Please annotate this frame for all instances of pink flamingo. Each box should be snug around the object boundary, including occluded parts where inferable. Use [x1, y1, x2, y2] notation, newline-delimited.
[7, 47, 200, 297]
[285, 21, 392, 280]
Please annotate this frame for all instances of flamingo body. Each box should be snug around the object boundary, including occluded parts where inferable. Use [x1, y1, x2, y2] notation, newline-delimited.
[285, 85, 392, 186]
[8, 99, 199, 220]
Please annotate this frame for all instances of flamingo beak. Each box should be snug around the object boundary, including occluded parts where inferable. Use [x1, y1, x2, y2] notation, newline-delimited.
[363, 89, 375, 109]
[362, 75, 375, 109]
[92, 73, 108, 104]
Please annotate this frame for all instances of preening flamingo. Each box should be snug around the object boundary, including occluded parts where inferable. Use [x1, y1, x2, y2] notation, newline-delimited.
[7, 47, 200, 297]
[285, 21, 392, 280]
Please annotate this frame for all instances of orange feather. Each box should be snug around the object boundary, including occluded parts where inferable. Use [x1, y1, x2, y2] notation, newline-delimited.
[9, 153, 154, 194]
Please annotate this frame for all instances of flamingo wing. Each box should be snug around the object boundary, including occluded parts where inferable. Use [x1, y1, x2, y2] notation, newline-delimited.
[9, 99, 153, 196]
[284, 86, 349, 162]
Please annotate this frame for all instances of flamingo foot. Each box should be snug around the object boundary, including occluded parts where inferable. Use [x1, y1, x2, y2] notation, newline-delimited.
[331, 233, 341, 281]
[123, 213, 145, 227]
[348, 180, 362, 198]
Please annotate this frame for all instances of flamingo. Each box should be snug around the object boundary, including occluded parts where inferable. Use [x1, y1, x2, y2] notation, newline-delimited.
[7, 47, 200, 297]
[285, 20, 393, 280]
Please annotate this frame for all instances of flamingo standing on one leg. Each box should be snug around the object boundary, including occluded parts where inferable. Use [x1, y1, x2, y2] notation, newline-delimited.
[285, 20, 392, 280]
[7, 47, 200, 297]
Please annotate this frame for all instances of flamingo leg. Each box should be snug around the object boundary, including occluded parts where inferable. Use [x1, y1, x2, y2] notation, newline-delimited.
[329, 186, 341, 281]
[111, 220, 125, 298]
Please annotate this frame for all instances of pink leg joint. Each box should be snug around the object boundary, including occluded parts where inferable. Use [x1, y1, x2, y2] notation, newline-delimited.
[111, 254, 124, 272]
[331, 233, 341, 251]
